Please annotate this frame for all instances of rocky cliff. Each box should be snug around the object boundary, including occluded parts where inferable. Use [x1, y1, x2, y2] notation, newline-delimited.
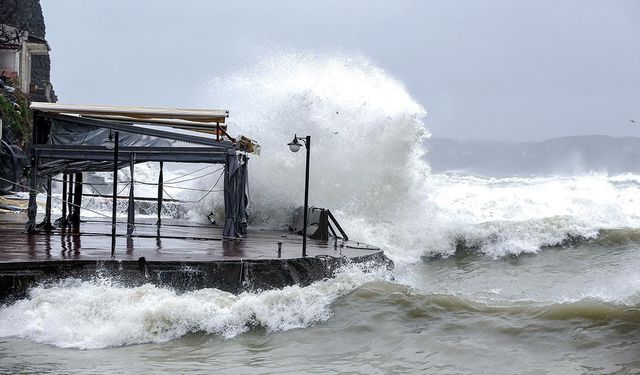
[1, 0, 46, 37]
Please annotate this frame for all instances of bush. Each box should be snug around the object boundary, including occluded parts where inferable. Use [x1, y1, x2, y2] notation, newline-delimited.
[0, 95, 30, 145]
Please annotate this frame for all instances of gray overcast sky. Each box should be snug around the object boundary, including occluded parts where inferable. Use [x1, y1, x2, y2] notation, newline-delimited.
[41, 0, 640, 141]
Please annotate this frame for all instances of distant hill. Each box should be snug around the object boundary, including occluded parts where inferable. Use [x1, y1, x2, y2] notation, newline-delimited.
[424, 136, 640, 176]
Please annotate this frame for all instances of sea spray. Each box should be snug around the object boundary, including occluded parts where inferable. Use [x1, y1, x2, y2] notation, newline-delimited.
[197, 52, 443, 263]
[39, 52, 640, 263]
[195, 52, 640, 262]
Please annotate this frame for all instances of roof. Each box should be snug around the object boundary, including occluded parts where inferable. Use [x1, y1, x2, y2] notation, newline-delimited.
[28, 103, 249, 175]
[30, 102, 229, 124]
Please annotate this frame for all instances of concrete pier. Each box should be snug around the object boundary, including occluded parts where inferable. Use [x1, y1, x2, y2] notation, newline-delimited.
[0, 214, 391, 301]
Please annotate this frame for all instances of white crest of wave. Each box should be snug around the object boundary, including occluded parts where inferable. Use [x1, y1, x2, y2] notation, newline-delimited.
[195, 52, 435, 258]
[192, 52, 640, 262]
[424, 173, 640, 258]
[0, 264, 390, 349]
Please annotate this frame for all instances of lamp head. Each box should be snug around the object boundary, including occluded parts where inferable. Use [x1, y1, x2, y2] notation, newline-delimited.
[288, 135, 301, 153]
[104, 131, 115, 150]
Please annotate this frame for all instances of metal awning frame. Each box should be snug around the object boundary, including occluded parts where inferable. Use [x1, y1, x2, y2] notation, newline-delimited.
[25, 107, 250, 242]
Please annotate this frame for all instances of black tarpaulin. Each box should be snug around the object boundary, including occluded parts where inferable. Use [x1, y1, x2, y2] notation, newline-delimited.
[223, 151, 249, 238]
[48, 117, 172, 148]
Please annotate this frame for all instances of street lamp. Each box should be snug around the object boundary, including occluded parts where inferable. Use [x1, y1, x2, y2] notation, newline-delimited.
[104, 130, 115, 150]
[288, 134, 311, 257]
[287, 136, 302, 153]
[104, 130, 119, 258]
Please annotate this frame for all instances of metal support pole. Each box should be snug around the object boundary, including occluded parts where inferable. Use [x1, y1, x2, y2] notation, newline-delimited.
[60, 173, 68, 224]
[72, 172, 83, 230]
[302, 135, 311, 257]
[111, 131, 119, 259]
[66, 173, 74, 222]
[25, 115, 39, 233]
[43, 175, 52, 230]
[24, 150, 38, 233]
[156, 161, 163, 226]
[127, 153, 135, 236]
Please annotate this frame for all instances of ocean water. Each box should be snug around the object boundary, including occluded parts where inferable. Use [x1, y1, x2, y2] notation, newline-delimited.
[1, 53, 639, 374]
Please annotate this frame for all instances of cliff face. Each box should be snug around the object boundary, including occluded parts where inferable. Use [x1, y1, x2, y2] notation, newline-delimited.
[1, 0, 46, 37]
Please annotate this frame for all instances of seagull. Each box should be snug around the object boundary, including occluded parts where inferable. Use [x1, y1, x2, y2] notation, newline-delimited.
[631, 120, 637, 124]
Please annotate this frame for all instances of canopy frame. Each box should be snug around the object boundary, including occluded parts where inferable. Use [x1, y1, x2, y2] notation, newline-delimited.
[24, 104, 252, 243]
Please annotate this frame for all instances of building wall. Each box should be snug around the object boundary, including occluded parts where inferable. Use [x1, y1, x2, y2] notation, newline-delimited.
[1, 0, 55, 102]
[0, 50, 18, 73]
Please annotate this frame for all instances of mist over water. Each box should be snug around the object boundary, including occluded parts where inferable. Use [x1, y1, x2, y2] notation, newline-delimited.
[2, 53, 640, 372]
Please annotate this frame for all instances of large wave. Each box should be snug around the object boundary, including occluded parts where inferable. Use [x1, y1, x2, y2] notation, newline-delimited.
[41, 52, 640, 263]
[2, 270, 635, 350]
[7, 52, 640, 350]
[190, 52, 640, 262]
[0, 263, 391, 349]
[422, 173, 640, 258]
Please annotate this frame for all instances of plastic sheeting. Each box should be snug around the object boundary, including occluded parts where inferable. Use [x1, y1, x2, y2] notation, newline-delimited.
[223, 151, 249, 238]
[48, 117, 173, 148]
[0, 140, 27, 192]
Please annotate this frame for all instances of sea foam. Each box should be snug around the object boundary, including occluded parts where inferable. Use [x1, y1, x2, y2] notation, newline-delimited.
[0, 263, 391, 349]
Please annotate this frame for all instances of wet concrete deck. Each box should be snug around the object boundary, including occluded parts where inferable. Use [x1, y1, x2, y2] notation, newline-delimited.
[0, 213, 390, 300]
[0, 214, 380, 262]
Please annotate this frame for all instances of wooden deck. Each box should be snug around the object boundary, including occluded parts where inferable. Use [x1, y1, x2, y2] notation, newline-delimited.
[0, 213, 381, 263]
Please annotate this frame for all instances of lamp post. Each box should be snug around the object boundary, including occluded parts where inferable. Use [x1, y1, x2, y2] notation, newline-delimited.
[105, 130, 118, 258]
[288, 134, 311, 257]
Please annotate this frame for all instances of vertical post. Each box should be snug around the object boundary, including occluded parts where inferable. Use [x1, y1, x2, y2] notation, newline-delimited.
[302, 135, 311, 257]
[61, 173, 68, 224]
[111, 131, 119, 259]
[156, 161, 163, 226]
[66, 173, 74, 221]
[72, 172, 83, 230]
[43, 175, 52, 230]
[24, 150, 39, 233]
[127, 153, 135, 236]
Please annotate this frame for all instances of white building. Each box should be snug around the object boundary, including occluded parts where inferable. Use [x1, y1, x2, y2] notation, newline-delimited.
[0, 24, 52, 101]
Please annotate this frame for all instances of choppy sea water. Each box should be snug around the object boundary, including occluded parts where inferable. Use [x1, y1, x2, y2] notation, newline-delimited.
[1, 54, 639, 373]
[1, 237, 639, 374]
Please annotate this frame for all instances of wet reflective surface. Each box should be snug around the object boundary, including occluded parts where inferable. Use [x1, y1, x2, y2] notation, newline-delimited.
[0, 214, 378, 262]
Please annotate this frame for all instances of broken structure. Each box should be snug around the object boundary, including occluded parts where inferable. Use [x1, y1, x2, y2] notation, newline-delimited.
[26, 102, 257, 245]
[0, 24, 54, 101]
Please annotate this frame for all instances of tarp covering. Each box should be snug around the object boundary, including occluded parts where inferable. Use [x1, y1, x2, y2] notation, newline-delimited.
[48, 117, 172, 148]
[33, 114, 235, 174]
[223, 151, 249, 238]
[0, 140, 27, 192]
[25, 108, 253, 237]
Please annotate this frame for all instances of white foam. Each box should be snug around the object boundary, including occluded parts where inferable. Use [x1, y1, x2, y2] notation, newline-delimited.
[421, 173, 640, 258]
[0, 263, 390, 349]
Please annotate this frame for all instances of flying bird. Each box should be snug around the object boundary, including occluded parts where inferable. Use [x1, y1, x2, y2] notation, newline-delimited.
[631, 120, 637, 124]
